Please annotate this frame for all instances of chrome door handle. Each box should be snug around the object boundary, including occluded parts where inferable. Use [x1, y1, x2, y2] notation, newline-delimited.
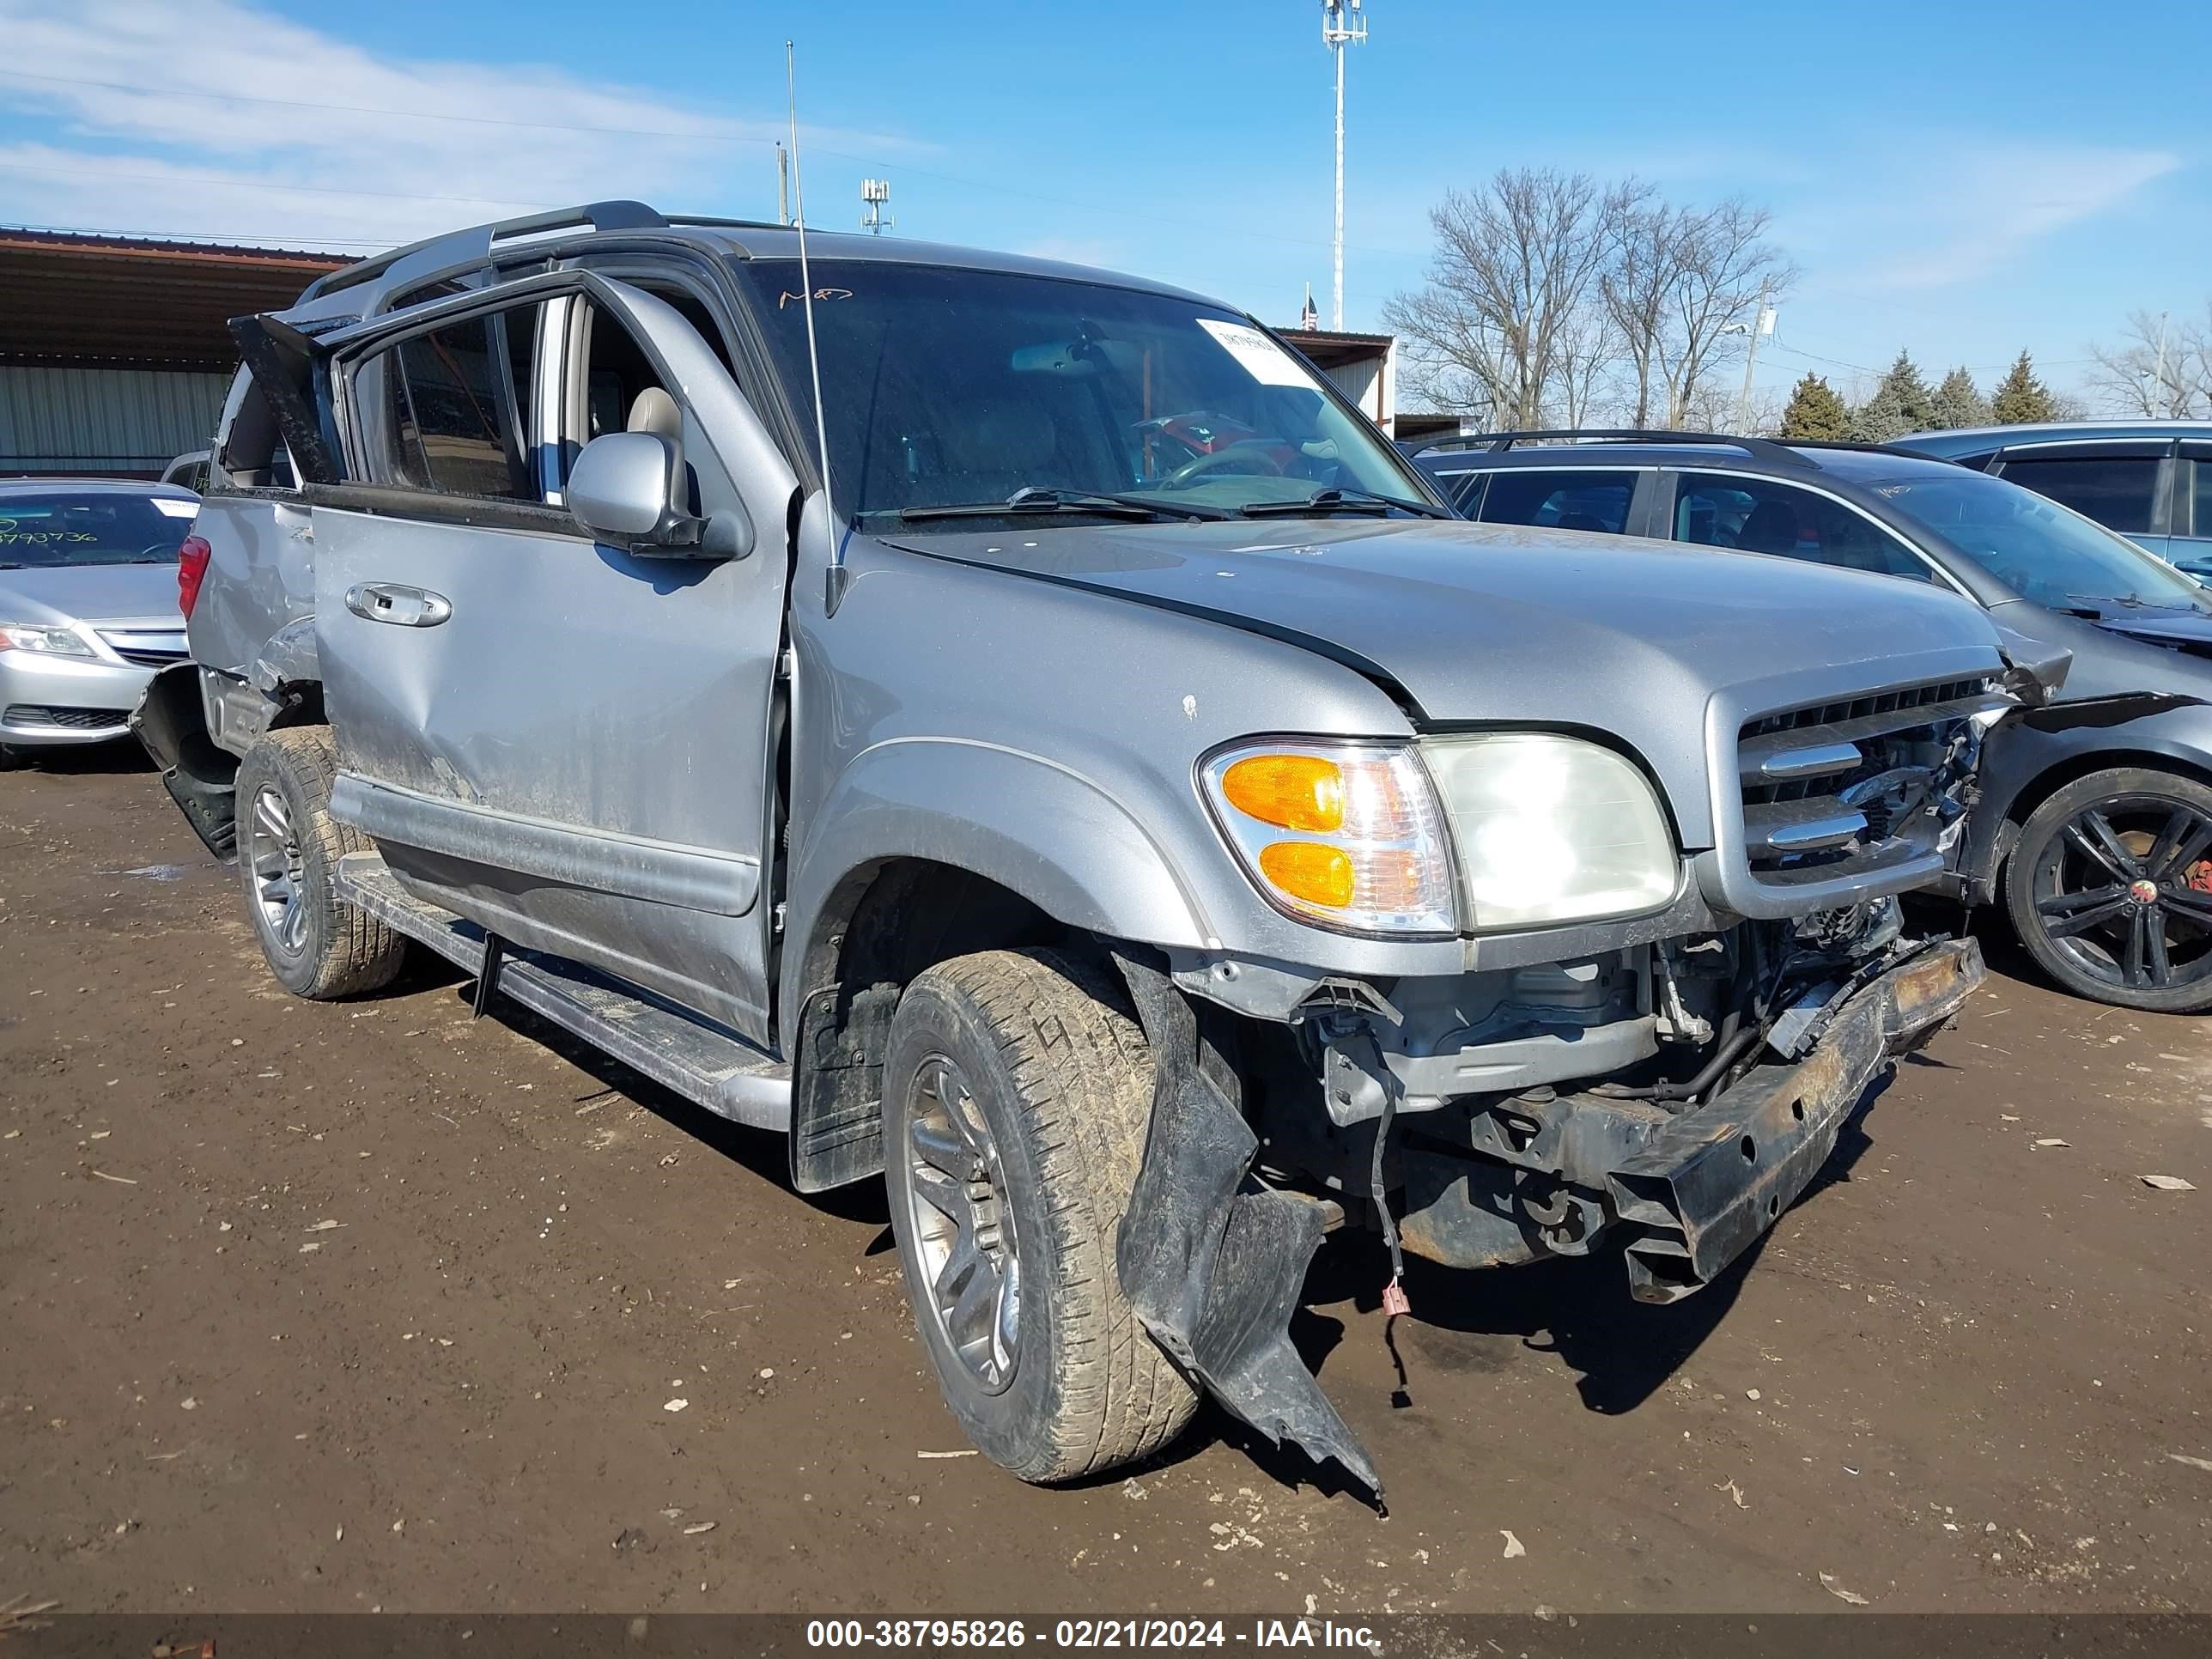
[343, 583, 452, 627]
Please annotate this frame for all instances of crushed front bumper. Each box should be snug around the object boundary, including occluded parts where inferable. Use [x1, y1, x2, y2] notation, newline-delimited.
[1606, 937, 1983, 1303]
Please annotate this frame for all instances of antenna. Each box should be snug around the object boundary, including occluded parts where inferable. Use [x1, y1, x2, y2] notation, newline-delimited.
[860, 178, 892, 235]
[786, 40, 844, 612]
[1320, 0, 1368, 331]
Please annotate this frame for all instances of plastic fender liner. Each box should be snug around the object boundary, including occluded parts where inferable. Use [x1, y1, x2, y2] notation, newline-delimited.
[129, 663, 239, 859]
[1109, 948, 1382, 1498]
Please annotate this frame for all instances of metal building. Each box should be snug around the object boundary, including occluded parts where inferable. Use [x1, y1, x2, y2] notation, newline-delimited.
[1282, 325, 1398, 437]
[0, 230, 342, 478]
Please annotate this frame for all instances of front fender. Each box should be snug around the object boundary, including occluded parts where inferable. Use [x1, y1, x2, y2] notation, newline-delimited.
[1964, 696, 2212, 896]
[781, 737, 1213, 1009]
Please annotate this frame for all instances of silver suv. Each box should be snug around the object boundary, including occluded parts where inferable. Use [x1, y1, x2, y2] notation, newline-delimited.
[137, 201, 2012, 1495]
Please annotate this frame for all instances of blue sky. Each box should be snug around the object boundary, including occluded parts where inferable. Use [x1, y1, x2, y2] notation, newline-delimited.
[3, 0, 2207, 404]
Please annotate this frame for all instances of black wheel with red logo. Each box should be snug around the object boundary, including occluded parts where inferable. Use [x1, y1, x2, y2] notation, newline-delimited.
[2005, 768, 2212, 1013]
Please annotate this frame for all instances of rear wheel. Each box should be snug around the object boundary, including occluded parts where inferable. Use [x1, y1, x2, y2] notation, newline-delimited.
[2005, 767, 2212, 1013]
[234, 727, 406, 1000]
[882, 949, 1197, 1482]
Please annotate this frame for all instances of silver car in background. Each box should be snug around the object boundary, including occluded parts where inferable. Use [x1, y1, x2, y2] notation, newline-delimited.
[0, 479, 198, 765]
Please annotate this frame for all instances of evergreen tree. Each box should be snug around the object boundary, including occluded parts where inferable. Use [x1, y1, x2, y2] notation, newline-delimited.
[1777, 373, 1850, 441]
[1849, 350, 1936, 441]
[1927, 366, 1993, 430]
[1990, 350, 2060, 424]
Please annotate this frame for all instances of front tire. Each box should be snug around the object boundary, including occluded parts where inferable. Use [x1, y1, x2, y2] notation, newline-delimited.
[234, 727, 406, 1000]
[2004, 767, 2212, 1013]
[883, 949, 1197, 1482]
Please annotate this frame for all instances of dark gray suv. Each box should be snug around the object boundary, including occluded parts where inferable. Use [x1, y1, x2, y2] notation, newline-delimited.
[1412, 431, 2212, 1014]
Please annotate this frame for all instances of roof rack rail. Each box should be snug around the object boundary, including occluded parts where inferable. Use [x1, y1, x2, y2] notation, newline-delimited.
[1409, 428, 1818, 470]
[301, 201, 669, 301]
[662, 213, 798, 234]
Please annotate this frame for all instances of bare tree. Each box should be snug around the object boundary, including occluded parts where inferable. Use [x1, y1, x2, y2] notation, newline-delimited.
[1599, 180, 1691, 427]
[2087, 306, 2212, 417]
[1382, 168, 1618, 428]
[1654, 198, 1796, 428]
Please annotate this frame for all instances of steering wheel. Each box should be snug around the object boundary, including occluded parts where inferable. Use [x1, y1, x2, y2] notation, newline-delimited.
[1162, 441, 1288, 490]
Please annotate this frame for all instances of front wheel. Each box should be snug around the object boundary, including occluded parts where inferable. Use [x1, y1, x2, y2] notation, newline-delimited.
[882, 949, 1197, 1482]
[234, 727, 407, 1000]
[2004, 767, 2212, 1013]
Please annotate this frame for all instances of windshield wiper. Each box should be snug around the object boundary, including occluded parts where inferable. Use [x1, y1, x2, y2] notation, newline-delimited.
[2066, 592, 2201, 614]
[1231, 487, 1449, 520]
[895, 487, 1232, 524]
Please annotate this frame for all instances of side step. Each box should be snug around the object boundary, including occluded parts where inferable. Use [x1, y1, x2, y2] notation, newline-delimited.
[333, 852, 792, 1132]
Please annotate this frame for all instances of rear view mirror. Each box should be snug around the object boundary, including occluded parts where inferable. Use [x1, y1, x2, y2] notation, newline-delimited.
[566, 431, 752, 562]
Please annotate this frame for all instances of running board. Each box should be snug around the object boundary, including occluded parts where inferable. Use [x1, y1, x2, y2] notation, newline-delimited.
[333, 852, 792, 1131]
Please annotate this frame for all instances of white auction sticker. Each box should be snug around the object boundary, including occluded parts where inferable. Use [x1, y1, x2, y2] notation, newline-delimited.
[1195, 318, 1319, 389]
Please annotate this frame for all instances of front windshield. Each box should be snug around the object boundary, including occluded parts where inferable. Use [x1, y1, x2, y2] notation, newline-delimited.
[0, 490, 195, 569]
[735, 259, 1432, 526]
[1869, 470, 2207, 613]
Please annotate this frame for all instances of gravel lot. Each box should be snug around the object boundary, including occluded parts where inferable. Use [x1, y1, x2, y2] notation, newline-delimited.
[3, 746, 2209, 1617]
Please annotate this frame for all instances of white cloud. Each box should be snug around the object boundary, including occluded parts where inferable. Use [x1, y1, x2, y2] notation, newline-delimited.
[1789, 139, 2181, 295]
[0, 0, 927, 248]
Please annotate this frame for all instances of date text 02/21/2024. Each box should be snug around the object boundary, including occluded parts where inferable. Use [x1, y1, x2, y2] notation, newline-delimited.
[804, 1620, 1381, 1650]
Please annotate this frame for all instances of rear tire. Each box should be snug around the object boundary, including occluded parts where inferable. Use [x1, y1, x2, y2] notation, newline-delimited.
[234, 727, 406, 1000]
[2004, 767, 2212, 1013]
[882, 948, 1197, 1482]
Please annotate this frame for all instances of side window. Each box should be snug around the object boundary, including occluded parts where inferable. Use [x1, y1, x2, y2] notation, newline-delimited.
[1995, 453, 2159, 535]
[1673, 473, 1934, 583]
[2185, 452, 2212, 539]
[361, 305, 538, 499]
[580, 302, 670, 445]
[1476, 470, 1636, 534]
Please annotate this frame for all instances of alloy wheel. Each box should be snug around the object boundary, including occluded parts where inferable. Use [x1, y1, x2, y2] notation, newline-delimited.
[247, 781, 309, 957]
[2029, 794, 2212, 994]
[900, 1051, 1021, 1395]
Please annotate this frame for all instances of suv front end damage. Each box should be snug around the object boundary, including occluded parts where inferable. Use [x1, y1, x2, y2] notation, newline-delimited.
[1110, 672, 2005, 1497]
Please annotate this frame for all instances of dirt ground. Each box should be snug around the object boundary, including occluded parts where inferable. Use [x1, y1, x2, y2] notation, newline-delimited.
[3, 746, 2209, 1620]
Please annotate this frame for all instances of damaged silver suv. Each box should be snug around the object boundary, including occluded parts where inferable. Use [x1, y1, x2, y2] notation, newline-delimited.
[138, 201, 2015, 1496]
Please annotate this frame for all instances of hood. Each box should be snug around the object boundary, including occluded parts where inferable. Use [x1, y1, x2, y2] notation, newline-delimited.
[883, 520, 2006, 848]
[0, 562, 183, 629]
[1981, 598, 2212, 704]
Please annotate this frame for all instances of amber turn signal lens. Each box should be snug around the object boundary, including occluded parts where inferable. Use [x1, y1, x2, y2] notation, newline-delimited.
[1257, 841, 1356, 909]
[1221, 754, 1345, 832]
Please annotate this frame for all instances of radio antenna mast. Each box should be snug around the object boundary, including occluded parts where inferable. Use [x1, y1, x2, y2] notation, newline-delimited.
[786, 40, 844, 611]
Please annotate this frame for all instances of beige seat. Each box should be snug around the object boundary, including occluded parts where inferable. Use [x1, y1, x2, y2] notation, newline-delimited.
[627, 386, 681, 439]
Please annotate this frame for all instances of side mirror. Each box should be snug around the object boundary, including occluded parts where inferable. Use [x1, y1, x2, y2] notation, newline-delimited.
[566, 430, 753, 562]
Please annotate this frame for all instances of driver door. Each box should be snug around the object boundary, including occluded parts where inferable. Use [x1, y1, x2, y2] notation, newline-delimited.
[309, 275, 798, 1044]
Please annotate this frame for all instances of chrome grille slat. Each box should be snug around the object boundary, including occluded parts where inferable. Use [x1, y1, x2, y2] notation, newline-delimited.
[1737, 675, 1994, 884]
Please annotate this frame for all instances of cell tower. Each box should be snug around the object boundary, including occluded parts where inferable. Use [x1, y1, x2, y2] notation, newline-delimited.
[860, 178, 893, 235]
[1321, 0, 1367, 331]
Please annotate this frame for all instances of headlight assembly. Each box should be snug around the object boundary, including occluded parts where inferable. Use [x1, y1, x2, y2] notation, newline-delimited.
[0, 623, 96, 658]
[1420, 732, 1678, 930]
[1200, 740, 1458, 937]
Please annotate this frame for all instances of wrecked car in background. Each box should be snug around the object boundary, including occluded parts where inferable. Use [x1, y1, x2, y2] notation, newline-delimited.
[137, 202, 2014, 1495]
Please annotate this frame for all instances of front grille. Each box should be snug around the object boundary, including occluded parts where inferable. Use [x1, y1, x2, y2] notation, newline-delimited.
[96, 630, 187, 668]
[3, 704, 130, 731]
[1737, 676, 1997, 885]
